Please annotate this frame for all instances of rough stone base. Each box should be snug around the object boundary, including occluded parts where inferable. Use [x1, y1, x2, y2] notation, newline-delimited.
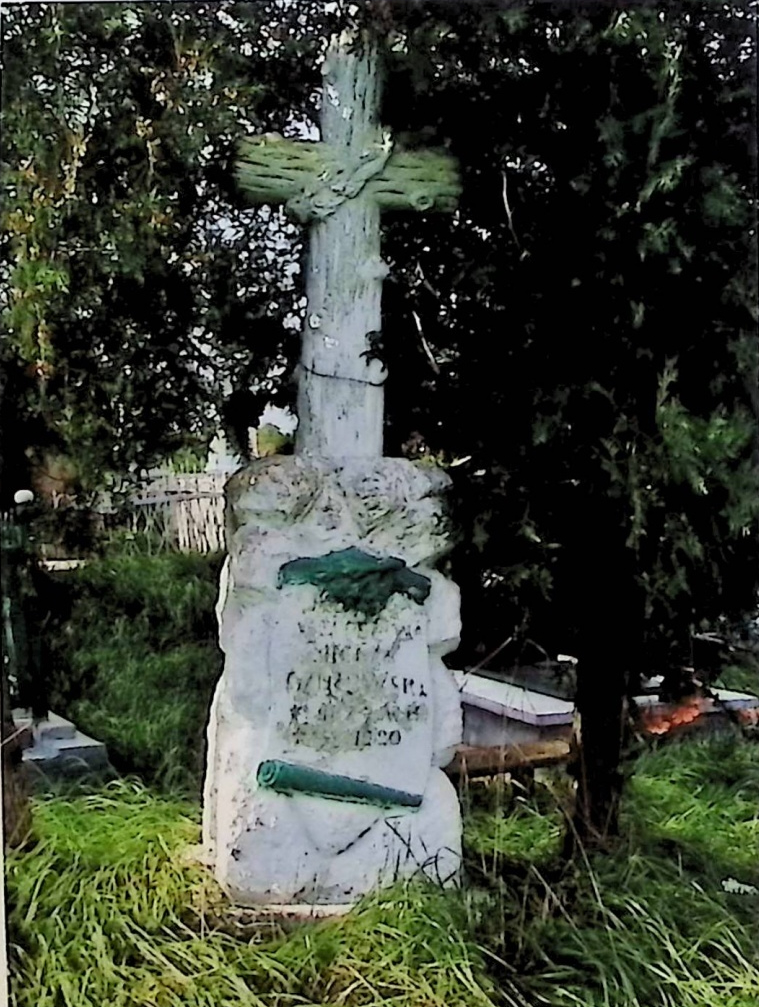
[203, 456, 463, 905]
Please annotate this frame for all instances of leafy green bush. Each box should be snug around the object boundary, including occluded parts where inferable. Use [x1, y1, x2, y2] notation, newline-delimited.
[47, 549, 224, 794]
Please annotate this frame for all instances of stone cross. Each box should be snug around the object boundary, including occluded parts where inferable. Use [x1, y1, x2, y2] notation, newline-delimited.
[202, 28, 464, 907]
[235, 31, 460, 459]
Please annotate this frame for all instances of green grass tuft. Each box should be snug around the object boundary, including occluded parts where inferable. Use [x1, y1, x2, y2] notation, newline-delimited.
[459, 736, 759, 1007]
[629, 735, 759, 879]
[463, 789, 564, 866]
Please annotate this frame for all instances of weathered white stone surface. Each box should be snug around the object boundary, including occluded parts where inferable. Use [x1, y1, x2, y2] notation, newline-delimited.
[295, 35, 387, 460]
[202, 456, 462, 904]
[234, 33, 457, 461]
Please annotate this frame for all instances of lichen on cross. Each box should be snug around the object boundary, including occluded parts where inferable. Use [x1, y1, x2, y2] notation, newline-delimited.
[235, 31, 460, 460]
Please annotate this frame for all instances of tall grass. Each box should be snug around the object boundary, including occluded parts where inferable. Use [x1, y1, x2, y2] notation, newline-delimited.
[463, 735, 759, 1007]
[7, 780, 499, 1007]
[8, 738, 759, 1007]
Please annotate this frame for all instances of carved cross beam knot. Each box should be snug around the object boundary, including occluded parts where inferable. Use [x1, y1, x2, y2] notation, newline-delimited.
[288, 130, 393, 222]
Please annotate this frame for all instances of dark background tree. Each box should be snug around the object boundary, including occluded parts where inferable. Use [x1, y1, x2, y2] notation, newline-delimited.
[374, 0, 758, 841]
[0, 1, 348, 505]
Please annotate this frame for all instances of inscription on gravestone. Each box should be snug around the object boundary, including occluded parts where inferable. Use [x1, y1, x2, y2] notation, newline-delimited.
[268, 596, 434, 800]
[202, 461, 464, 903]
[284, 628, 430, 751]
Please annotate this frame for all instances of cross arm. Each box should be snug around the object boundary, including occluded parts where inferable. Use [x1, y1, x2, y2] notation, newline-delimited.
[235, 135, 461, 219]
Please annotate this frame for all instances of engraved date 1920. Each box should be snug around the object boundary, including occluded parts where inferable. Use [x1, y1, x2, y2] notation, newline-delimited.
[354, 727, 402, 748]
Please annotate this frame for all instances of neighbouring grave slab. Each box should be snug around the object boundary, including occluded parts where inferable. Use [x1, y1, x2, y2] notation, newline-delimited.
[457, 673, 575, 747]
[456, 673, 759, 748]
[13, 709, 110, 780]
[635, 688, 759, 734]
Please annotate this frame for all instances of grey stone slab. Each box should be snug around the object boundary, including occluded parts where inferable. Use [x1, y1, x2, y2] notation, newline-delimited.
[634, 688, 759, 713]
[24, 732, 108, 766]
[459, 674, 575, 727]
[458, 673, 759, 749]
[13, 710, 77, 742]
[462, 705, 572, 748]
[16, 713, 111, 781]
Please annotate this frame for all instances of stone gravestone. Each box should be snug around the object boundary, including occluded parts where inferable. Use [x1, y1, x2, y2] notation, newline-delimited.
[202, 30, 463, 906]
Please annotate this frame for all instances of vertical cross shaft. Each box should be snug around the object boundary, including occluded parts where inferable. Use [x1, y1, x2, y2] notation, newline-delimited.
[295, 33, 388, 460]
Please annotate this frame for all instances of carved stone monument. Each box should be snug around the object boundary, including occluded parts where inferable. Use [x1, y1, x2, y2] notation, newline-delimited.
[202, 30, 463, 906]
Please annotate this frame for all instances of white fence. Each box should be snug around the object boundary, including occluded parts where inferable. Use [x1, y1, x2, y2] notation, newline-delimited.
[130, 472, 227, 553]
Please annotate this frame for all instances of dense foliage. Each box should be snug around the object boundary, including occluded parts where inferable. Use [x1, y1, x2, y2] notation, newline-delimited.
[3, 1, 755, 660]
[0, 1, 338, 502]
[376, 1, 759, 673]
[2, 2, 757, 840]
[369, 0, 758, 840]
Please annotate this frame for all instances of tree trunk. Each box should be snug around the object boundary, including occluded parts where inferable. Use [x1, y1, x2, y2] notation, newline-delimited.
[568, 659, 629, 851]
[564, 490, 643, 854]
